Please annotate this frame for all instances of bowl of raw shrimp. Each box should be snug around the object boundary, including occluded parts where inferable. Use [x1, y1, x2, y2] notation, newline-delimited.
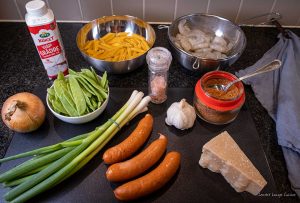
[168, 13, 246, 72]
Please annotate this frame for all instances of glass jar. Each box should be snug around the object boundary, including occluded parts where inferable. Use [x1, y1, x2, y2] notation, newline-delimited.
[194, 71, 245, 125]
[146, 47, 172, 104]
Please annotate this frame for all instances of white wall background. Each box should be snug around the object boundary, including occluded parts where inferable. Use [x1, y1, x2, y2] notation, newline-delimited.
[0, 0, 299, 26]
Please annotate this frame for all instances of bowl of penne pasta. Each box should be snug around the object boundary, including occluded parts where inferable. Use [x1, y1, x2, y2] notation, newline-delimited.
[76, 15, 156, 74]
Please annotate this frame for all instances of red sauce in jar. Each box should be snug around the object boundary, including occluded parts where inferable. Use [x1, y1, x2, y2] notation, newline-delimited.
[203, 78, 239, 100]
[194, 71, 245, 125]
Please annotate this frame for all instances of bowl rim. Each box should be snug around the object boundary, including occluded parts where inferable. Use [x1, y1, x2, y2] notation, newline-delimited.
[46, 75, 109, 119]
[76, 15, 156, 63]
[168, 13, 247, 62]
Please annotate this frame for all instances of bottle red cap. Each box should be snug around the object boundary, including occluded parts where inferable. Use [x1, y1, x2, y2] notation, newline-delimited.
[195, 71, 245, 112]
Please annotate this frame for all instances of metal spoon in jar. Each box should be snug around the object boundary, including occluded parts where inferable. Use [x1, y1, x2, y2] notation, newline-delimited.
[210, 59, 282, 92]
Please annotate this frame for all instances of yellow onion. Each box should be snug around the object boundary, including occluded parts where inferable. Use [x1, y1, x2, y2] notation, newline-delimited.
[1, 92, 46, 133]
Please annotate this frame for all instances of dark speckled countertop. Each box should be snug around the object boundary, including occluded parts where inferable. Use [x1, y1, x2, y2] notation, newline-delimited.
[0, 22, 299, 202]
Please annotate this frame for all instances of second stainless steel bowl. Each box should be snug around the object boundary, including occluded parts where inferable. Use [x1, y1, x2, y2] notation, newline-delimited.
[168, 13, 246, 72]
[77, 15, 156, 74]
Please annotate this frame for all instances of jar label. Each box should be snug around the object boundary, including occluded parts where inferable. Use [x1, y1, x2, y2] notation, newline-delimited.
[37, 40, 61, 59]
[27, 20, 68, 79]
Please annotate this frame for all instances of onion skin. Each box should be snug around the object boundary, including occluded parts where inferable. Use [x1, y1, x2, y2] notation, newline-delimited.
[1, 92, 46, 133]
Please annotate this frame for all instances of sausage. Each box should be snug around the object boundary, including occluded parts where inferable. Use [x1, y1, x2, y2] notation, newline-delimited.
[103, 114, 153, 164]
[114, 151, 181, 201]
[106, 134, 168, 182]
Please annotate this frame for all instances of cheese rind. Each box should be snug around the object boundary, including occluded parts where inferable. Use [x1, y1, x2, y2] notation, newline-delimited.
[199, 131, 267, 195]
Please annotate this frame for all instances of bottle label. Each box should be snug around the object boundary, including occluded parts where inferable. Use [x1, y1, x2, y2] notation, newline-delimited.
[28, 20, 68, 79]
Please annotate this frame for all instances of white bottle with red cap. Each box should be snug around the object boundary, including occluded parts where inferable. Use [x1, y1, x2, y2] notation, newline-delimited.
[25, 0, 68, 79]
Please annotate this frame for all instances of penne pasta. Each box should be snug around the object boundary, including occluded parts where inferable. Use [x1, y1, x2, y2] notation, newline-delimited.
[83, 32, 150, 61]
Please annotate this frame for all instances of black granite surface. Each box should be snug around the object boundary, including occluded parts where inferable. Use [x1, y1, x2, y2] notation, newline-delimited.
[0, 22, 299, 202]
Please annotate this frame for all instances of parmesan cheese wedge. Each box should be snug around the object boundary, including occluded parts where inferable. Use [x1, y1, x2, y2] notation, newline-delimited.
[199, 131, 267, 195]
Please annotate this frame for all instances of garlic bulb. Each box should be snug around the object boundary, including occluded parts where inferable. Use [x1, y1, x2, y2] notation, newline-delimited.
[165, 99, 196, 130]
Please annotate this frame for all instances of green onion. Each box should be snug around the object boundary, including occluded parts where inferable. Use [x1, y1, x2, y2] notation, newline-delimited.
[2, 163, 51, 188]
[0, 90, 151, 203]
[0, 147, 74, 183]
[0, 133, 90, 164]
[3, 176, 32, 188]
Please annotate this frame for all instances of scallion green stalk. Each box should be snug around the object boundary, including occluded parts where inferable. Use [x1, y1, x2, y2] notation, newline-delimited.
[0, 147, 74, 183]
[1, 90, 150, 203]
[0, 133, 90, 164]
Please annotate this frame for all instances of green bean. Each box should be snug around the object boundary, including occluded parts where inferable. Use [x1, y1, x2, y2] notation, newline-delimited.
[79, 80, 92, 98]
[47, 88, 55, 97]
[69, 76, 86, 115]
[48, 96, 55, 110]
[84, 78, 106, 100]
[57, 72, 65, 80]
[80, 73, 104, 90]
[79, 73, 108, 97]
[54, 80, 78, 116]
[90, 96, 98, 109]
[76, 76, 104, 102]
[75, 76, 97, 96]
[52, 98, 68, 115]
[68, 68, 78, 76]
[67, 82, 75, 102]
[64, 80, 77, 112]
[83, 91, 95, 112]
[48, 86, 57, 102]
[81, 69, 98, 83]
[91, 68, 102, 84]
[50, 103, 61, 114]
[74, 76, 93, 112]
[49, 68, 108, 117]
[100, 71, 108, 89]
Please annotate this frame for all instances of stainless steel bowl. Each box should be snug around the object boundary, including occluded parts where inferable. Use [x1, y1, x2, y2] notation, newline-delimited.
[168, 13, 246, 72]
[77, 15, 156, 74]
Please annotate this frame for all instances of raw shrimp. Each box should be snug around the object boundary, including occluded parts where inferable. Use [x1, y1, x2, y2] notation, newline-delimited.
[227, 42, 234, 51]
[187, 30, 211, 43]
[210, 36, 230, 53]
[192, 42, 210, 50]
[187, 29, 206, 38]
[194, 52, 206, 58]
[174, 19, 233, 59]
[178, 20, 190, 36]
[174, 41, 181, 49]
[213, 51, 222, 59]
[176, 33, 185, 41]
[194, 50, 226, 60]
[204, 52, 217, 59]
[187, 33, 206, 44]
[187, 36, 207, 50]
[179, 37, 192, 52]
[221, 53, 227, 59]
[186, 31, 211, 50]
[212, 36, 227, 47]
[195, 47, 212, 53]
[210, 43, 228, 53]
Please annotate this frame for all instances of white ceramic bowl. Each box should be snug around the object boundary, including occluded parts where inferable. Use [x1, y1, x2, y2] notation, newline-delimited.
[46, 78, 109, 124]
